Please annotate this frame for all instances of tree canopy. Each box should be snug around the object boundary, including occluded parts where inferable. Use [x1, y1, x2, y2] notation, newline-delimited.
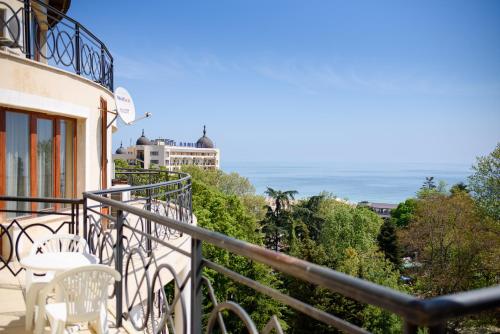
[468, 143, 500, 221]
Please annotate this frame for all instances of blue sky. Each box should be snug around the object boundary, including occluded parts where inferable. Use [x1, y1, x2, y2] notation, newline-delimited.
[70, 0, 500, 165]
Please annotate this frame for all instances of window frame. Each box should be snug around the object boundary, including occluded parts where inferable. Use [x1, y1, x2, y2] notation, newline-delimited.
[0, 107, 77, 212]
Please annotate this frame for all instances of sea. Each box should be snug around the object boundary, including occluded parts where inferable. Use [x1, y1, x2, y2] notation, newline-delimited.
[221, 161, 472, 204]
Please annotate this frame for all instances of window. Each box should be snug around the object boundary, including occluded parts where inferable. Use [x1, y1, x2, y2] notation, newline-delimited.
[150, 159, 159, 164]
[60, 120, 75, 199]
[151, 151, 159, 156]
[1, 109, 76, 215]
[37, 118, 53, 209]
[5, 112, 30, 214]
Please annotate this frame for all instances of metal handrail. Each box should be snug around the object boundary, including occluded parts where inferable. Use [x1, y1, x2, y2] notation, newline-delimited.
[0, 0, 114, 89]
[1, 167, 498, 332]
[0, 195, 83, 204]
[29, 0, 113, 60]
[84, 190, 500, 328]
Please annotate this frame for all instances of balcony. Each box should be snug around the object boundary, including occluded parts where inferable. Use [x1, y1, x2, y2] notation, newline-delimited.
[1, 169, 499, 333]
[0, 0, 113, 90]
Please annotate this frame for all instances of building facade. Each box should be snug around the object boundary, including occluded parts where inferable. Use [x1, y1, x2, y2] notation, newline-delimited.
[357, 201, 398, 219]
[113, 126, 220, 171]
[0, 0, 116, 212]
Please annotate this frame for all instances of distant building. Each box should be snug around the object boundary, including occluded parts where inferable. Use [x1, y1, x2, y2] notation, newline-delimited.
[113, 126, 220, 171]
[358, 201, 397, 219]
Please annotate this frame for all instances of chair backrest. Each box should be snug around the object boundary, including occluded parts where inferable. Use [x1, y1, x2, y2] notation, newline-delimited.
[30, 234, 88, 255]
[40, 265, 121, 322]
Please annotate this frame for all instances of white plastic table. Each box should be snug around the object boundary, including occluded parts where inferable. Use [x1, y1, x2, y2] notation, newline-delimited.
[21, 252, 99, 334]
[20, 252, 99, 272]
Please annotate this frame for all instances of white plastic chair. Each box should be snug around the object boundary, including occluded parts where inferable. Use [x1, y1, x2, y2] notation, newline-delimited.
[35, 265, 120, 334]
[25, 234, 89, 331]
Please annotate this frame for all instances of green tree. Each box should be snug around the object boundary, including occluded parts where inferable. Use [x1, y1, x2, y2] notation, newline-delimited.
[468, 143, 500, 221]
[377, 219, 401, 267]
[417, 177, 448, 199]
[261, 187, 298, 251]
[113, 158, 129, 169]
[182, 165, 255, 196]
[400, 192, 500, 297]
[284, 197, 405, 333]
[319, 200, 382, 265]
[292, 195, 326, 242]
[390, 198, 417, 228]
[191, 179, 285, 331]
[422, 176, 436, 190]
[450, 182, 469, 195]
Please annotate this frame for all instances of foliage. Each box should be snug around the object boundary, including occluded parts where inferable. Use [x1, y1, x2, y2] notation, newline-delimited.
[450, 182, 469, 195]
[182, 165, 267, 222]
[112, 156, 500, 332]
[113, 158, 129, 169]
[190, 177, 285, 331]
[417, 177, 448, 199]
[399, 192, 500, 297]
[377, 219, 401, 267]
[240, 194, 268, 221]
[292, 194, 326, 241]
[421, 176, 436, 190]
[284, 195, 405, 333]
[261, 187, 298, 251]
[468, 143, 500, 221]
[390, 198, 417, 228]
[318, 199, 382, 265]
[182, 165, 255, 196]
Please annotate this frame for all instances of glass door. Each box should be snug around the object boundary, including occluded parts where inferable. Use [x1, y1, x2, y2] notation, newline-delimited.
[37, 118, 54, 209]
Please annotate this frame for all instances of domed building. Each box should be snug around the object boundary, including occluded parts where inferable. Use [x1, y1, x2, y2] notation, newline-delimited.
[196, 125, 215, 148]
[115, 142, 127, 154]
[136, 129, 151, 145]
[113, 126, 220, 171]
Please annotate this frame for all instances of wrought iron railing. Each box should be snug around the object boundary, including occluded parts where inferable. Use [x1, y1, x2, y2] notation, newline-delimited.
[0, 196, 82, 276]
[83, 170, 500, 334]
[0, 0, 113, 90]
[1, 168, 500, 333]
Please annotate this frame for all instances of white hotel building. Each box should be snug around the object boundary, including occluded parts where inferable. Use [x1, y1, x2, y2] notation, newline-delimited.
[113, 126, 220, 171]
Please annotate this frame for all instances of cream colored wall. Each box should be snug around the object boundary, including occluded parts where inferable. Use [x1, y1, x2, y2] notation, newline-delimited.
[0, 51, 116, 195]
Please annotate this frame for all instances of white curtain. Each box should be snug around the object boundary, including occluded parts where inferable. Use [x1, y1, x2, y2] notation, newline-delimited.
[6, 112, 30, 215]
[37, 119, 53, 209]
[59, 120, 74, 199]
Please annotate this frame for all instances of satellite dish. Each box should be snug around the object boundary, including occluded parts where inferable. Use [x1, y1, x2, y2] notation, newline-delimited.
[114, 87, 136, 124]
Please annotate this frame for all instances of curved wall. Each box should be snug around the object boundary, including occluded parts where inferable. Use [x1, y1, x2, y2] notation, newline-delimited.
[0, 50, 116, 194]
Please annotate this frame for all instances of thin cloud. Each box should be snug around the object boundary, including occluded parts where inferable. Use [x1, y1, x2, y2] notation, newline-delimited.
[253, 60, 500, 97]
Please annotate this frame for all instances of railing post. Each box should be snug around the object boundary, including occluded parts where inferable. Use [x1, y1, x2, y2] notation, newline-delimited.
[100, 45, 105, 85]
[75, 201, 80, 235]
[188, 178, 193, 223]
[83, 195, 88, 241]
[191, 238, 203, 334]
[70, 203, 75, 234]
[178, 180, 183, 222]
[115, 209, 124, 328]
[146, 187, 152, 256]
[75, 24, 81, 75]
[23, 0, 31, 58]
[110, 60, 114, 91]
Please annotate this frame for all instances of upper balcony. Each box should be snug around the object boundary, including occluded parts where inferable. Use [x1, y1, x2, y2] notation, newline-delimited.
[0, 0, 113, 91]
[0, 168, 499, 334]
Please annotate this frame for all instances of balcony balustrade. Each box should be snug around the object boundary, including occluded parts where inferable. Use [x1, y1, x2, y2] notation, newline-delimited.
[0, 0, 113, 90]
[0, 168, 499, 333]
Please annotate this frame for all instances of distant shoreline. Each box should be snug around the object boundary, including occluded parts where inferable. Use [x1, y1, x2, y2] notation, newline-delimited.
[223, 161, 470, 204]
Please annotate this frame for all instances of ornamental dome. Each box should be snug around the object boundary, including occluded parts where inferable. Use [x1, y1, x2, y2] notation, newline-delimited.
[196, 126, 214, 148]
[136, 129, 151, 145]
[115, 142, 127, 154]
